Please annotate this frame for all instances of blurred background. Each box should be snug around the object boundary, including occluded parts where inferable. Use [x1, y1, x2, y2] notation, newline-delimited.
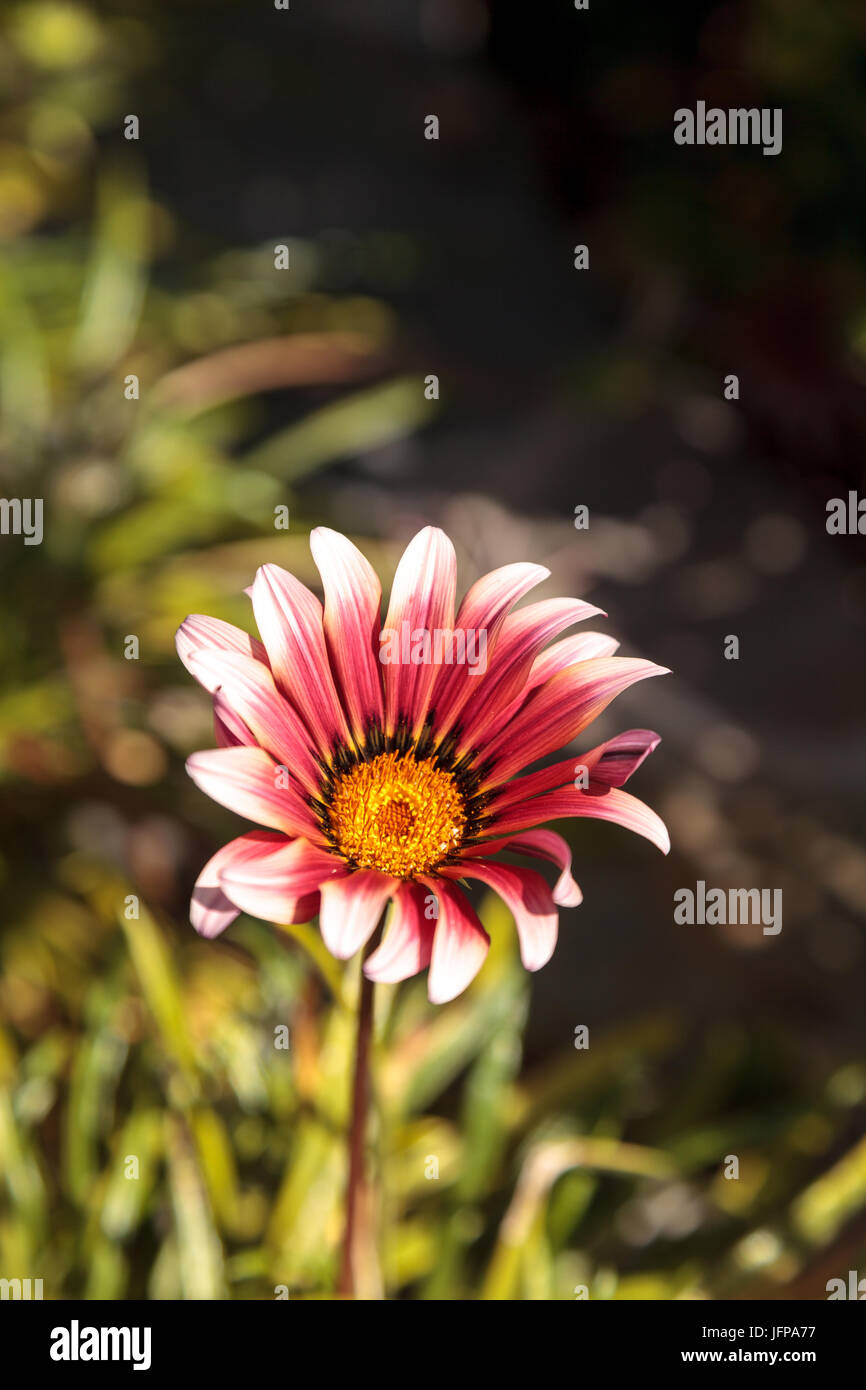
[1, 0, 866, 1300]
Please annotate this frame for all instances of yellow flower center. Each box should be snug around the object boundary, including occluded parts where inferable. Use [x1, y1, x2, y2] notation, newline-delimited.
[328, 750, 466, 877]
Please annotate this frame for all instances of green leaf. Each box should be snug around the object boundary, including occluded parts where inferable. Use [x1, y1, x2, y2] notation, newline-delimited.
[240, 376, 437, 481]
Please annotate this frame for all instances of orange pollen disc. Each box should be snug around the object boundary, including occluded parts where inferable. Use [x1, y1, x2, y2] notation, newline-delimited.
[327, 751, 466, 877]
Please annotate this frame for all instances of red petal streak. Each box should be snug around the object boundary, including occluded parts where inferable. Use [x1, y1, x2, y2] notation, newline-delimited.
[479, 658, 668, 783]
[525, 631, 620, 693]
[190, 648, 322, 794]
[421, 877, 490, 1003]
[185, 746, 324, 840]
[176, 615, 268, 690]
[429, 562, 549, 738]
[442, 860, 559, 971]
[485, 756, 587, 811]
[319, 871, 397, 960]
[363, 881, 435, 983]
[381, 527, 456, 737]
[311, 528, 384, 743]
[482, 631, 622, 743]
[190, 830, 287, 937]
[218, 837, 345, 924]
[213, 699, 254, 748]
[486, 728, 662, 812]
[251, 563, 350, 756]
[455, 598, 604, 755]
[580, 729, 662, 787]
[487, 784, 671, 854]
[498, 829, 583, 907]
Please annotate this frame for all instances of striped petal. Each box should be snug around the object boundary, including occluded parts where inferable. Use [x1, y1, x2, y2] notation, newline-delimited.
[189, 647, 322, 794]
[178, 614, 264, 750]
[319, 870, 397, 960]
[580, 729, 662, 787]
[486, 756, 587, 811]
[311, 527, 384, 744]
[176, 615, 268, 690]
[487, 729, 662, 811]
[428, 562, 549, 737]
[455, 598, 604, 755]
[381, 527, 456, 738]
[421, 878, 490, 1004]
[479, 658, 668, 783]
[486, 784, 671, 854]
[218, 836, 345, 924]
[483, 632, 622, 743]
[190, 830, 287, 937]
[525, 631, 621, 693]
[458, 831, 580, 906]
[214, 700, 254, 749]
[185, 745, 324, 840]
[363, 881, 436, 983]
[443, 860, 559, 971]
[500, 828, 583, 907]
[251, 563, 350, 756]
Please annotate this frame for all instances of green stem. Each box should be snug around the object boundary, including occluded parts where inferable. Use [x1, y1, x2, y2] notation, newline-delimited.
[338, 917, 384, 1298]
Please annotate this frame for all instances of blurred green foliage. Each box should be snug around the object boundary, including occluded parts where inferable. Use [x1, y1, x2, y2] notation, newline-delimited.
[4, 868, 866, 1299]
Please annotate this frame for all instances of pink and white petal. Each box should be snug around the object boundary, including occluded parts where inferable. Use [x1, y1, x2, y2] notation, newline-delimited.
[454, 562, 550, 636]
[487, 783, 671, 855]
[480, 658, 669, 783]
[176, 615, 268, 690]
[493, 597, 606, 659]
[499, 828, 583, 907]
[486, 729, 662, 813]
[443, 860, 559, 971]
[363, 881, 436, 983]
[251, 563, 350, 755]
[462, 836, 512, 857]
[214, 700, 254, 748]
[185, 746, 324, 841]
[286, 891, 321, 925]
[481, 632, 622, 744]
[421, 878, 490, 1004]
[455, 598, 604, 754]
[580, 729, 662, 787]
[190, 830, 288, 937]
[428, 562, 549, 737]
[319, 870, 397, 960]
[311, 528, 384, 744]
[218, 836, 345, 925]
[525, 631, 621, 693]
[381, 527, 457, 737]
[460, 830, 579, 913]
[189, 647, 322, 794]
[485, 755, 585, 811]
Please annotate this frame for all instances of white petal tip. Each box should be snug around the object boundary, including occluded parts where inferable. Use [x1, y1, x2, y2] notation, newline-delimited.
[554, 889, 583, 908]
[427, 981, 460, 1005]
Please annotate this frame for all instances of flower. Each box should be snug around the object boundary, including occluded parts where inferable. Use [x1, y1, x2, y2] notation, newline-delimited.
[177, 528, 669, 1003]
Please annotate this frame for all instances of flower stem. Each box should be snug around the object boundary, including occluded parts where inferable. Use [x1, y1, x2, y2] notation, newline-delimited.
[338, 917, 385, 1298]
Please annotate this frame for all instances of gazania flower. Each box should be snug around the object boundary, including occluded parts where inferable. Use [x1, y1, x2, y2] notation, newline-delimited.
[177, 528, 668, 1003]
